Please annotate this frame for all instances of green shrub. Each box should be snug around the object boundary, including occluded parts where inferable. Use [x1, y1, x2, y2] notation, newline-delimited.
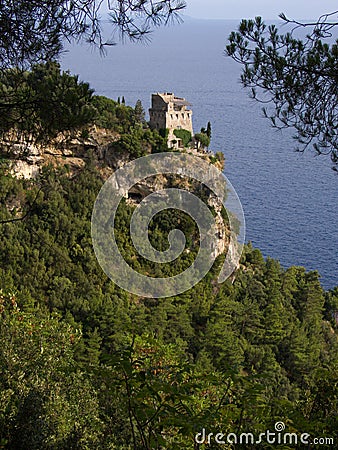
[173, 128, 192, 147]
[194, 132, 210, 149]
[92, 95, 135, 132]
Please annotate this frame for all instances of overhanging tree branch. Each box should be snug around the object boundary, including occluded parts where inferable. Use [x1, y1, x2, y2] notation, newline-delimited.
[226, 12, 338, 168]
[0, 0, 186, 69]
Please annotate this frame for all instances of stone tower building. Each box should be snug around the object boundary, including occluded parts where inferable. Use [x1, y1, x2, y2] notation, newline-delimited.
[149, 93, 193, 148]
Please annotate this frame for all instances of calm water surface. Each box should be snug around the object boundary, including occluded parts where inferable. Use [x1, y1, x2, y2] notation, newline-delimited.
[62, 19, 337, 289]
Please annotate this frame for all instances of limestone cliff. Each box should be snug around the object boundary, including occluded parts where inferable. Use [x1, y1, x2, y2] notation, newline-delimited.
[1, 128, 230, 262]
[1, 128, 122, 179]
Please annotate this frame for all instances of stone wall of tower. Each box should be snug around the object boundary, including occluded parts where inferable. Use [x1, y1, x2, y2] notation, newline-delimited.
[149, 93, 193, 147]
[149, 94, 168, 130]
[165, 107, 193, 135]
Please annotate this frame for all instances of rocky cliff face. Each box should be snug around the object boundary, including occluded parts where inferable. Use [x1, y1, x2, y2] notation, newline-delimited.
[1, 128, 231, 262]
[1, 127, 126, 179]
[2, 127, 224, 179]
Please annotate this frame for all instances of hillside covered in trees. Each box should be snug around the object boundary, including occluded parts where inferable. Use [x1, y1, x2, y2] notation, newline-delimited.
[0, 63, 337, 449]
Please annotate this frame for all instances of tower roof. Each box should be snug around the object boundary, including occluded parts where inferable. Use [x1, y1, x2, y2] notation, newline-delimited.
[155, 92, 192, 107]
[173, 99, 191, 107]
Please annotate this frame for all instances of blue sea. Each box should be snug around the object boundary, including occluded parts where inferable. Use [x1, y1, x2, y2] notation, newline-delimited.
[62, 18, 337, 289]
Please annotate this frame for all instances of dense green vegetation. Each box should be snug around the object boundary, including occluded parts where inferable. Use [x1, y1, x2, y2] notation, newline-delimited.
[0, 62, 95, 141]
[0, 157, 337, 448]
[0, 61, 337, 450]
[92, 95, 168, 157]
[2, 1, 336, 446]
